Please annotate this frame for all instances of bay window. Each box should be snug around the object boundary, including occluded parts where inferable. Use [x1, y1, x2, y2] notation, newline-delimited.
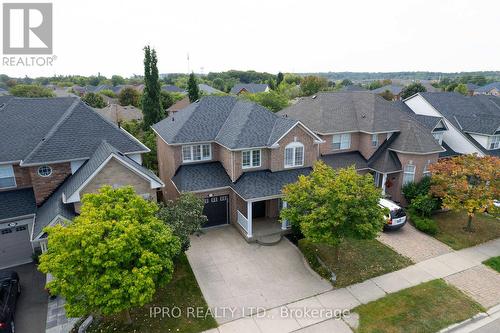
[242, 149, 261, 169]
[0, 164, 16, 189]
[332, 133, 351, 150]
[285, 142, 304, 168]
[182, 144, 211, 162]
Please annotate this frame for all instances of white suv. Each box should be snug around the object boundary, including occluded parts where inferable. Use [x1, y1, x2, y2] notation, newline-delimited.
[379, 198, 407, 230]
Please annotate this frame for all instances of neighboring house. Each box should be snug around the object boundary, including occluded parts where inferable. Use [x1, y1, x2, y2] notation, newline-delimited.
[340, 85, 367, 92]
[199, 83, 223, 95]
[403, 92, 500, 157]
[473, 82, 500, 96]
[465, 83, 479, 96]
[370, 84, 405, 100]
[0, 87, 9, 95]
[94, 103, 143, 124]
[0, 96, 163, 269]
[279, 92, 443, 203]
[153, 96, 322, 241]
[166, 96, 191, 116]
[162, 85, 187, 94]
[152, 94, 442, 241]
[229, 83, 270, 95]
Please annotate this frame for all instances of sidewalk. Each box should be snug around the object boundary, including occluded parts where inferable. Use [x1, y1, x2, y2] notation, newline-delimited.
[205, 238, 500, 333]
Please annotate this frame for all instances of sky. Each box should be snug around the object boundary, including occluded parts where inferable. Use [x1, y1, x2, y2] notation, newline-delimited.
[1, 0, 500, 78]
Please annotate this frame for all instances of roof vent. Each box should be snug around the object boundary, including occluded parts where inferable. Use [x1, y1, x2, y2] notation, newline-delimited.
[362, 114, 366, 118]
[312, 95, 317, 99]
[171, 117, 175, 122]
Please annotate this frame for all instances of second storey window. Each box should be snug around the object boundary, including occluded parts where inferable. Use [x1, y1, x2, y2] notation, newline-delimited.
[182, 144, 211, 163]
[0, 164, 16, 189]
[402, 164, 416, 186]
[332, 133, 351, 150]
[371, 134, 378, 147]
[488, 135, 500, 150]
[242, 149, 261, 169]
[285, 142, 304, 168]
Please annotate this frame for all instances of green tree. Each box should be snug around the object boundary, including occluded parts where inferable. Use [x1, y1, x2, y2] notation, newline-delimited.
[276, 72, 284, 86]
[82, 92, 107, 108]
[454, 83, 469, 95]
[160, 91, 174, 110]
[9, 84, 55, 97]
[156, 193, 207, 251]
[142, 46, 163, 128]
[99, 89, 116, 98]
[281, 162, 385, 245]
[378, 90, 395, 101]
[241, 90, 289, 112]
[187, 72, 200, 102]
[39, 186, 181, 322]
[212, 78, 225, 92]
[430, 155, 500, 232]
[340, 79, 353, 86]
[119, 87, 140, 107]
[111, 75, 125, 86]
[301, 76, 328, 96]
[400, 82, 427, 99]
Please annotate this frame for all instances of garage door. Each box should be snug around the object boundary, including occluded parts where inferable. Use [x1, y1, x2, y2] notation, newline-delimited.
[0, 223, 33, 269]
[203, 195, 229, 228]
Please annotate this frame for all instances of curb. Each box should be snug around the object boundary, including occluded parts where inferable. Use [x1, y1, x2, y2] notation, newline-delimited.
[439, 303, 500, 332]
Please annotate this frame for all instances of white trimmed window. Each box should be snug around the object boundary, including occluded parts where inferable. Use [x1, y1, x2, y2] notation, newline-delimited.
[284, 142, 304, 168]
[371, 134, 378, 147]
[423, 160, 431, 177]
[0, 165, 16, 189]
[37, 165, 52, 177]
[242, 149, 261, 169]
[332, 133, 351, 150]
[402, 164, 416, 186]
[432, 132, 444, 145]
[488, 135, 500, 150]
[182, 144, 211, 162]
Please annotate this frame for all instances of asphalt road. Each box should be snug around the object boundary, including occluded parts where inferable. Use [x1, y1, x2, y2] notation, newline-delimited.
[471, 317, 500, 333]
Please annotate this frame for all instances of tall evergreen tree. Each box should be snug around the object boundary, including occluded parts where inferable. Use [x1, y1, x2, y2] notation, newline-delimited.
[276, 72, 284, 86]
[142, 46, 163, 128]
[187, 72, 200, 102]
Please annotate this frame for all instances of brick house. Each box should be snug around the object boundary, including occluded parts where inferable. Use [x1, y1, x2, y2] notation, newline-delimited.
[0, 96, 163, 269]
[229, 83, 270, 95]
[153, 94, 443, 242]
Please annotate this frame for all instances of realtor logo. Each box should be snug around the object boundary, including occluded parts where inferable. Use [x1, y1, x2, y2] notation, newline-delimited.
[3, 3, 53, 54]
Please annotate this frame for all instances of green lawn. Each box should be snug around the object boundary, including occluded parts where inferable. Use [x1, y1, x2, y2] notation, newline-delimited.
[87, 253, 217, 333]
[354, 279, 484, 333]
[483, 256, 500, 273]
[432, 211, 500, 250]
[299, 238, 413, 288]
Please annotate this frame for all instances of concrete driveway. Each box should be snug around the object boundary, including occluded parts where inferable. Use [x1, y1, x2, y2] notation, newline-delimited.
[186, 226, 331, 323]
[0, 263, 48, 333]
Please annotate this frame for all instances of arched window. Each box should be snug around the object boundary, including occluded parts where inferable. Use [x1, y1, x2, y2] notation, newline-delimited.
[284, 142, 304, 168]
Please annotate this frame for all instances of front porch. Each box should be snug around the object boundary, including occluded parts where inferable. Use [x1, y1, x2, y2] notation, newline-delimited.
[235, 197, 291, 242]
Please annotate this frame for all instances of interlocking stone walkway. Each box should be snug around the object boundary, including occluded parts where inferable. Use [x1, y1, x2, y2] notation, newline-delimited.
[377, 223, 453, 262]
[204, 238, 500, 333]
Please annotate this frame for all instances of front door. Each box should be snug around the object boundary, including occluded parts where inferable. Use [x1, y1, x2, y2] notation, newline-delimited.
[252, 201, 266, 218]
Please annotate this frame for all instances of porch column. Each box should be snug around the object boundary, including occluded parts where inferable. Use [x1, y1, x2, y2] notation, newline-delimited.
[281, 201, 288, 230]
[247, 201, 253, 238]
[381, 173, 387, 196]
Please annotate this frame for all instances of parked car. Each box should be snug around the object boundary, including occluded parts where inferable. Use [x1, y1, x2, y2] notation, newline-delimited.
[0, 271, 20, 333]
[379, 198, 407, 230]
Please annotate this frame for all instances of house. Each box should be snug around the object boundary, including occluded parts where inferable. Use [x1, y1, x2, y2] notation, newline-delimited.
[370, 84, 405, 100]
[166, 96, 191, 116]
[152, 93, 442, 241]
[152, 96, 322, 241]
[94, 103, 143, 124]
[403, 92, 500, 157]
[465, 83, 479, 96]
[0, 96, 163, 269]
[229, 83, 269, 95]
[340, 85, 367, 92]
[473, 82, 500, 96]
[162, 85, 186, 94]
[199, 83, 223, 95]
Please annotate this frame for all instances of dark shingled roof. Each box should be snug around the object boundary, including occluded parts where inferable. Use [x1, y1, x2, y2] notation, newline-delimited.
[162, 85, 186, 93]
[230, 83, 269, 94]
[389, 117, 444, 154]
[232, 168, 311, 200]
[440, 142, 461, 158]
[321, 152, 368, 170]
[371, 84, 405, 95]
[199, 84, 223, 95]
[0, 188, 36, 221]
[172, 162, 232, 192]
[0, 97, 148, 164]
[340, 85, 367, 92]
[278, 92, 401, 134]
[474, 82, 500, 94]
[368, 133, 402, 173]
[153, 96, 300, 149]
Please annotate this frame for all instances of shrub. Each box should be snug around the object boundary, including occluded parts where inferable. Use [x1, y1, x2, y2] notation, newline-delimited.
[9, 84, 55, 97]
[409, 194, 439, 217]
[412, 215, 438, 235]
[118, 87, 140, 107]
[81, 92, 107, 108]
[402, 176, 431, 203]
[99, 89, 116, 98]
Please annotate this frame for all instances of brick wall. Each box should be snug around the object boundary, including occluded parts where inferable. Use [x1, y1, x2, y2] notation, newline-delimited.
[232, 148, 271, 181]
[270, 125, 318, 171]
[319, 132, 360, 155]
[13, 164, 32, 189]
[156, 135, 182, 200]
[358, 133, 388, 159]
[214, 143, 234, 181]
[30, 163, 72, 205]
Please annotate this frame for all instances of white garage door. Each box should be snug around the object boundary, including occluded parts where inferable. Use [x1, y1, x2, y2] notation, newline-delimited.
[0, 222, 33, 269]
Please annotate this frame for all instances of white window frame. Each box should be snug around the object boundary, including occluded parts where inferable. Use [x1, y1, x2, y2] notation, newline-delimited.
[432, 132, 444, 145]
[488, 135, 500, 150]
[182, 144, 212, 163]
[37, 165, 53, 177]
[332, 133, 351, 150]
[0, 164, 16, 189]
[284, 142, 304, 168]
[242, 149, 261, 169]
[423, 160, 432, 177]
[371, 134, 378, 147]
[402, 164, 416, 186]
